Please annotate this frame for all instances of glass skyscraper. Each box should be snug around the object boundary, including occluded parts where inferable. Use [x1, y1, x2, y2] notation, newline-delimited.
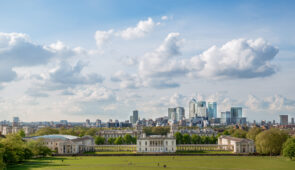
[208, 102, 217, 120]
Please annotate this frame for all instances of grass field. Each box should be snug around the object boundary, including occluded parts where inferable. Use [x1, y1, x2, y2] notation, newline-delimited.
[8, 156, 295, 170]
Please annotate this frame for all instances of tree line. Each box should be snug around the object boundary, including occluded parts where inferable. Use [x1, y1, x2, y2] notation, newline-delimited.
[95, 134, 137, 145]
[174, 132, 218, 144]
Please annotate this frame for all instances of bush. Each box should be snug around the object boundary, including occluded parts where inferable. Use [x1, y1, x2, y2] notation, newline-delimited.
[95, 136, 105, 145]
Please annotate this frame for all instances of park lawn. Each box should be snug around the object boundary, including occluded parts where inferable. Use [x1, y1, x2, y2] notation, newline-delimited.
[9, 156, 295, 170]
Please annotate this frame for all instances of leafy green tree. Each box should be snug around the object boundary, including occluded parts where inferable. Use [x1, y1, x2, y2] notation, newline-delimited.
[201, 136, 211, 144]
[114, 137, 124, 145]
[123, 134, 133, 144]
[231, 129, 247, 138]
[222, 130, 230, 135]
[255, 129, 288, 155]
[108, 138, 115, 145]
[27, 139, 52, 157]
[1, 134, 26, 164]
[182, 134, 191, 144]
[0, 148, 5, 169]
[210, 136, 218, 144]
[174, 132, 183, 144]
[18, 130, 26, 138]
[283, 137, 295, 160]
[34, 127, 59, 136]
[95, 136, 105, 145]
[191, 135, 202, 144]
[85, 128, 97, 136]
[246, 127, 262, 141]
[131, 136, 137, 144]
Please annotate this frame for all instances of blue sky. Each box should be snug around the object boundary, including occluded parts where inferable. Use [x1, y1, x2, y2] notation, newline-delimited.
[0, 0, 294, 122]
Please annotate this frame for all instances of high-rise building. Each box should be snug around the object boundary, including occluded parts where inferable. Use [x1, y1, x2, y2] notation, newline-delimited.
[291, 117, 294, 125]
[131, 110, 139, 124]
[130, 116, 133, 124]
[85, 119, 91, 127]
[176, 107, 185, 121]
[280, 115, 288, 125]
[96, 119, 102, 127]
[221, 111, 231, 125]
[230, 107, 242, 124]
[12, 117, 20, 127]
[60, 120, 68, 126]
[189, 99, 197, 118]
[168, 108, 176, 120]
[196, 101, 207, 118]
[208, 102, 217, 120]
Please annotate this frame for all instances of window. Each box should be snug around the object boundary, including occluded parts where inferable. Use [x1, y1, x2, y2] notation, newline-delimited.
[166, 141, 168, 145]
[145, 141, 147, 145]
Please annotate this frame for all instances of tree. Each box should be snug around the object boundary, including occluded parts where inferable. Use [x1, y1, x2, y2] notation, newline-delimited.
[0, 148, 5, 170]
[231, 129, 247, 138]
[174, 132, 183, 144]
[85, 128, 97, 136]
[18, 130, 26, 138]
[1, 134, 26, 164]
[114, 137, 124, 145]
[182, 134, 191, 144]
[123, 134, 133, 144]
[95, 136, 105, 145]
[283, 137, 295, 160]
[210, 136, 218, 144]
[108, 138, 115, 145]
[27, 139, 52, 157]
[34, 127, 59, 136]
[191, 135, 202, 144]
[246, 127, 262, 141]
[201, 136, 211, 144]
[255, 129, 288, 155]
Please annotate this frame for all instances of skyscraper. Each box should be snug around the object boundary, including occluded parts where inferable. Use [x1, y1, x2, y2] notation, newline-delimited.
[196, 101, 207, 118]
[85, 119, 91, 127]
[291, 117, 294, 125]
[176, 107, 185, 121]
[221, 111, 231, 125]
[12, 117, 20, 127]
[280, 115, 288, 125]
[96, 119, 101, 127]
[230, 107, 242, 124]
[168, 108, 176, 120]
[208, 102, 217, 120]
[189, 99, 197, 118]
[132, 110, 139, 124]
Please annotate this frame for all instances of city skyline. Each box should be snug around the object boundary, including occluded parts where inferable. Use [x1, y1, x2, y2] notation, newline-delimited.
[0, 0, 295, 122]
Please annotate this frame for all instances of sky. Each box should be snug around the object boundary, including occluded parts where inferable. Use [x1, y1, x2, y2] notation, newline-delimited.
[0, 0, 295, 122]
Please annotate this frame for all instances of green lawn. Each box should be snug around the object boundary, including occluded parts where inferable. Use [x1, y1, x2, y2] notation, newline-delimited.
[9, 156, 295, 170]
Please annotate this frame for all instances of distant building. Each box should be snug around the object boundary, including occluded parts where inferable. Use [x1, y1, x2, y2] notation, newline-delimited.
[168, 108, 176, 120]
[130, 110, 139, 124]
[176, 107, 185, 121]
[24, 135, 94, 154]
[60, 120, 68, 126]
[218, 135, 255, 153]
[280, 115, 288, 125]
[208, 102, 217, 120]
[189, 99, 197, 118]
[291, 117, 294, 125]
[230, 107, 242, 124]
[196, 101, 207, 118]
[221, 111, 231, 125]
[96, 119, 102, 127]
[12, 117, 20, 127]
[85, 119, 91, 127]
[137, 133, 176, 153]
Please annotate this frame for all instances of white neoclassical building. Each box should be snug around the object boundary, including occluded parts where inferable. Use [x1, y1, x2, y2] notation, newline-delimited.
[24, 134, 95, 154]
[218, 135, 255, 153]
[137, 133, 176, 153]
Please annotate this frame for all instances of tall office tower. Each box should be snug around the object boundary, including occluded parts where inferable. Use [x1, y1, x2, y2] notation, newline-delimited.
[168, 108, 176, 120]
[230, 107, 242, 124]
[291, 117, 294, 125]
[176, 107, 185, 121]
[196, 101, 207, 118]
[130, 116, 133, 124]
[280, 115, 288, 125]
[132, 110, 139, 124]
[60, 120, 68, 126]
[85, 119, 91, 127]
[221, 111, 231, 125]
[273, 120, 276, 125]
[189, 99, 197, 118]
[96, 119, 102, 127]
[12, 117, 20, 127]
[208, 102, 217, 120]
